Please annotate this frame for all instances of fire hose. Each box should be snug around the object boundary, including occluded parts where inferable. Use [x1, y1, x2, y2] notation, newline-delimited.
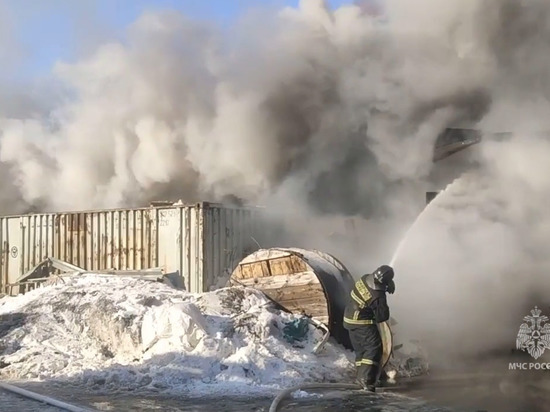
[268, 383, 363, 412]
[0, 381, 97, 412]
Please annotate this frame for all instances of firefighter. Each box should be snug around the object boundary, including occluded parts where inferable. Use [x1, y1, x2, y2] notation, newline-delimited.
[343, 264, 395, 392]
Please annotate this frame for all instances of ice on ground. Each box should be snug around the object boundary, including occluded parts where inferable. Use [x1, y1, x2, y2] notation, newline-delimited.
[292, 389, 322, 399]
[0, 274, 356, 395]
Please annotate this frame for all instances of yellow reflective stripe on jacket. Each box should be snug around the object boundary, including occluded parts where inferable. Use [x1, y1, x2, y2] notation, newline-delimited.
[343, 317, 374, 325]
[355, 279, 372, 302]
[351, 291, 364, 306]
[355, 359, 378, 366]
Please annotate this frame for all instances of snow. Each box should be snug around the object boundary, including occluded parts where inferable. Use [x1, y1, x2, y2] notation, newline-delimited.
[0, 274, 356, 396]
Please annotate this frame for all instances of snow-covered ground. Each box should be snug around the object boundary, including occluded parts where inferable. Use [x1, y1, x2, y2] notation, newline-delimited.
[0, 274, 426, 397]
[0, 275, 354, 396]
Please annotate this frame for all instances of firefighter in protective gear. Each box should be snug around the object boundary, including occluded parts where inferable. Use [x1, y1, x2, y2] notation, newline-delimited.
[343, 265, 395, 392]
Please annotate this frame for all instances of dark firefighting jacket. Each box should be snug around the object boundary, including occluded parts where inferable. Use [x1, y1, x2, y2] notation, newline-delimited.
[343, 273, 390, 328]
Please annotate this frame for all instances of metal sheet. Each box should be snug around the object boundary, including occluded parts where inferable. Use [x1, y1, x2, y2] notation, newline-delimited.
[203, 206, 260, 292]
[0, 202, 261, 294]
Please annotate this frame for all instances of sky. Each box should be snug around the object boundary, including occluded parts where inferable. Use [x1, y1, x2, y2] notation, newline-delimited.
[2, 0, 355, 80]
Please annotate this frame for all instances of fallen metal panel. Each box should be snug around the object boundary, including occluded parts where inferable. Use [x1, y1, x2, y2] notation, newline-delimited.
[7, 254, 183, 295]
[48, 257, 86, 274]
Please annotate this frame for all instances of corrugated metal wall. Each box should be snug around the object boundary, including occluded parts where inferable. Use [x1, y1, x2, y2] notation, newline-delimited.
[202, 205, 260, 292]
[0, 202, 261, 294]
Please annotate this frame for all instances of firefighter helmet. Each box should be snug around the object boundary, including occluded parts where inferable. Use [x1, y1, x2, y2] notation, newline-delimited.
[373, 265, 394, 285]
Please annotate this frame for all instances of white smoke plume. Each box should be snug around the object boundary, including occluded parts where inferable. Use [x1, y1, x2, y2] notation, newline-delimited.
[388, 0, 550, 366]
[0, 0, 489, 215]
[0, 0, 493, 273]
[392, 133, 550, 365]
[2, 0, 550, 365]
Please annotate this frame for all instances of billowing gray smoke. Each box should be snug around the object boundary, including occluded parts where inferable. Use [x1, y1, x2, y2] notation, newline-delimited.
[0, 0, 491, 217]
[392, 135, 550, 366]
[2, 0, 550, 363]
[388, 0, 550, 365]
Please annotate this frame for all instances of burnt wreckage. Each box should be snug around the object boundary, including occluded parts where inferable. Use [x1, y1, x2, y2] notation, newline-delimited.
[427, 127, 527, 204]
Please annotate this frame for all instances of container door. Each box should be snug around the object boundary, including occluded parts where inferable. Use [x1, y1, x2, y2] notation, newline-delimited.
[156, 207, 181, 276]
[6, 217, 23, 286]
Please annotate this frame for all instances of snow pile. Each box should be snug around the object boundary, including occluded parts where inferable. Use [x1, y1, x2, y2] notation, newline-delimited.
[0, 274, 355, 395]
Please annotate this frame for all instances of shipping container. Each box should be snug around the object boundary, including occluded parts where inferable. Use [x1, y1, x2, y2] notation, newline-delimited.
[0, 202, 262, 294]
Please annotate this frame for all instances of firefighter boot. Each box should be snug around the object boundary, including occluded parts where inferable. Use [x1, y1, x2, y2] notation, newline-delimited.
[356, 364, 377, 392]
[355, 365, 370, 391]
[364, 365, 379, 393]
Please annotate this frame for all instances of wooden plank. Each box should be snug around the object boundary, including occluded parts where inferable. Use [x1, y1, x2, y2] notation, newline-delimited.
[229, 255, 334, 327]
[261, 284, 325, 302]
[236, 272, 318, 289]
[234, 253, 309, 280]
[282, 292, 325, 303]
[237, 260, 270, 279]
[277, 296, 327, 306]
[268, 255, 309, 276]
[238, 249, 293, 265]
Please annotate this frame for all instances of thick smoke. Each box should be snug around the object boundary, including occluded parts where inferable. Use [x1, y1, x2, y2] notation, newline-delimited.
[389, 0, 550, 366]
[2, 0, 550, 365]
[392, 134, 550, 366]
[0, 0, 495, 273]
[0, 0, 488, 215]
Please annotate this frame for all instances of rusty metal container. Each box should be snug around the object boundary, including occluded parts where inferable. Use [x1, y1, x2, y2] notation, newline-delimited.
[230, 248, 355, 349]
[0, 202, 261, 294]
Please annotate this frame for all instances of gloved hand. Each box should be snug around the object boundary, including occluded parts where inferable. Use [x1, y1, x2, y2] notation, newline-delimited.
[386, 280, 395, 294]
